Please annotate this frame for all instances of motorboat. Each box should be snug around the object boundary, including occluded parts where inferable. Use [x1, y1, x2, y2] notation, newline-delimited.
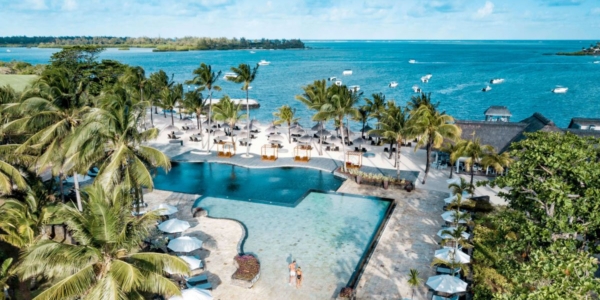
[258, 60, 270, 66]
[250, 51, 256, 54]
[6, 49, 10, 53]
[421, 74, 432, 83]
[335, 80, 343, 86]
[389, 81, 398, 88]
[342, 69, 353, 75]
[490, 78, 505, 84]
[482, 86, 492, 92]
[551, 86, 568, 93]
[412, 85, 422, 93]
[594, 61, 600, 64]
[348, 85, 360, 92]
[408, 59, 417, 64]
[223, 72, 238, 80]
[328, 76, 337, 81]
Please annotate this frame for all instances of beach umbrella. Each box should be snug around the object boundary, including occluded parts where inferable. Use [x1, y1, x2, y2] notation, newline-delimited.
[158, 219, 190, 234]
[327, 136, 342, 145]
[216, 136, 230, 142]
[363, 124, 374, 131]
[290, 121, 302, 127]
[434, 248, 471, 264]
[168, 236, 203, 252]
[315, 129, 331, 136]
[269, 133, 285, 141]
[151, 204, 178, 216]
[179, 255, 204, 270]
[298, 134, 313, 143]
[65, 174, 92, 183]
[169, 288, 213, 300]
[212, 129, 226, 137]
[441, 211, 471, 224]
[437, 227, 470, 240]
[163, 125, 179, 132]
[243, 123, 259, 131]
[264, 125, 279, 134]
[220, 123, 231, 129]
[290, 127, 305, 135]
[426, 275, 468, 294]
[311, 122, 324, 131]
[446, 177, 461, 185]
[251, 119, 262, 126]
[444, 195, 458, 204]
[269, 140, 283, 145]
[353, 137, 369, 146]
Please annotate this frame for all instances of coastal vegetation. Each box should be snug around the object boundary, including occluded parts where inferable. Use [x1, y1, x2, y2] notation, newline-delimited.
[0, 36, 306, 51]
[0, 60, 45, 75]
[556, 42, 600, 56]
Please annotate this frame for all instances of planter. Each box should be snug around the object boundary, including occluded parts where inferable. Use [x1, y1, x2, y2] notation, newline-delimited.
[231, 254, 260, 289]
[383, 179, 389, 190]
[356, 175, 362, 184]
[337, 287, 355, 300]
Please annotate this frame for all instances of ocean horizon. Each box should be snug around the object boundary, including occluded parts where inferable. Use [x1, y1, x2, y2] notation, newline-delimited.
[2, 40, 599, 128]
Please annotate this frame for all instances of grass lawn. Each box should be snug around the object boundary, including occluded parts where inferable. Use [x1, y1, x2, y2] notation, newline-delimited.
[0, 74, 38, 91]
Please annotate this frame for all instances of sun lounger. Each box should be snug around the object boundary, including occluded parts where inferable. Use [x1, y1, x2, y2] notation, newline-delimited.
[186, 274, 208, 284]
[384, 147, 389, 153]
[186, 281, 213, 290]
[432, 295, 458, 300]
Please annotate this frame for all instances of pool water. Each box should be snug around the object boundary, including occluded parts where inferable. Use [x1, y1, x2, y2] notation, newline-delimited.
[197, 192, 392, 299]
[153, 162, 344, 206]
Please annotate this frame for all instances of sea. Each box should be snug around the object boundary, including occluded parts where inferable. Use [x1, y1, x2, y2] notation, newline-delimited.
[1, 40, 599, 128]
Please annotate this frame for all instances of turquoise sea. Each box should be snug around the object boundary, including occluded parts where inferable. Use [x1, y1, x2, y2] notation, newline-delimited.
[2, 40, 599, 127]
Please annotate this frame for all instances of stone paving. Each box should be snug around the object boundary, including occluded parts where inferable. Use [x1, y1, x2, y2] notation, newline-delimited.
[337, 180, 446, 300]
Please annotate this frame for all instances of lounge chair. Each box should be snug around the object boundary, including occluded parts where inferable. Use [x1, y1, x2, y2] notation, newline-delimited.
[391, 147, 397, 152]
[186, 281, 213, 290]
[362, 148, 367, 153]
[325, 146, 331, 151]
[185, 274, 208, 284]
[189, 136, 194, 142]
[294, 156, 302, 161]
[371, 140, 375, 145]
[261, 155, 268, 160]
[384, 147, 389, 153]
[354, 147, 360, 152]
[334, 146, 340, 151]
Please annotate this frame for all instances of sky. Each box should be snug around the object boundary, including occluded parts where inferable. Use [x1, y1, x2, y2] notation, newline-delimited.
[0, 0, 598, 39]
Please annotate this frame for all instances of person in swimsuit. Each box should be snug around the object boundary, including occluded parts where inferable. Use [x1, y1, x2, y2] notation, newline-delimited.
[296, 267, 303, 288]
[289, 260, 296, 285]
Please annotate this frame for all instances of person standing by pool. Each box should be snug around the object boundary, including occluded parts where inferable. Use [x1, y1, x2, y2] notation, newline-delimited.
[289, 260, 296, 285]
[296, 267, 303, 288]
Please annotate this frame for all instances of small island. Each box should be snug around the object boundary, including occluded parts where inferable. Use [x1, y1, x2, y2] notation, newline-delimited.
[557, 42, 600, 56]
[0, 36, 306, 52]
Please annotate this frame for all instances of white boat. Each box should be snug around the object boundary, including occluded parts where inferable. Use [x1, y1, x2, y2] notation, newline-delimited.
[342, 69, 353, 75]
[482, 86, 492, 92]
[348, 85, 360, 92]
[551, 86, 568, 93]
[6, 49, 10, 53]
[594, 61, 600, 64]
[335, 80, 343, 86]
[250, 51, 256, 54]
[328, 76, 337, 81]
[408, 59, 417, 64]
[223, 72, 238, 80]
[412, 85, 422, 93]
[421, 74, 432, 83]
[389, 81, 398, 88]
[490, 78, 505, 84]
[258, 60, 270, 66]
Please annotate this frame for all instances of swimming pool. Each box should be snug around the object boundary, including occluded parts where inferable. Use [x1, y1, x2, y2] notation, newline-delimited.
[153, 162, 344, 206]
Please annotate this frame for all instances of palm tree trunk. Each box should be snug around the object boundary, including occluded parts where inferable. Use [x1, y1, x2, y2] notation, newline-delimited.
[340, 116, 347, 172]
[170, 111, 174, 126]
[388, 141, 394, 159]
[206, 92, 212, 152]
[449, 161, 454, 179]
[319, 121, 323, 156]
[155, 106, 158, 114]
[197, 114, 201, 134]
[59, 172, 65, 203]
[361, 120, 366, 138]
[470, 165, 475, 186]
[150, 106, 154, 127]
[287, 121, 291, 144]
[422, 141, 432, 184]
[18, 278, 32, 300]
[396, 141, 401, 179]
[246, 89, 250, 157]
[73, 172, 83, 211]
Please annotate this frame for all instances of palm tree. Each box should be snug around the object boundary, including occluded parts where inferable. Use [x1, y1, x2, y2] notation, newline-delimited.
[273, 105, 298, 143]
[407, 269, 422, 300]
[122, 66, 149, 125]
[149, 70, 175, 118]
[448, 177, 474, 198]
[355, 105, 369, 138]
[440, 141, 464, 179]
[481, 151, 512, 176]
[409, 105, 461, 184]
[458, 136, 494, 186]
[295, 80, 329, 155]
[212, 96, 246, 146]
[440, 225, 473, 251]
[0, 258, 13, 300]
[181, 89, 206, 134]
[160, 83, 183, 126]
[364, 93, 386, 127]
[407, 92, 439, 113]
[185, 63, 221, 152]
[0, 145, 33, 196]
[18, 185, 190, 300]
[228, 63, 259, 157]
[315, 85, 359, 171]
[372, 102, 410, 178]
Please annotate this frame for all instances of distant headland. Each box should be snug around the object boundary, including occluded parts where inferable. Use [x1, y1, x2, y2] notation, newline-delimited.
[0, 36, 306, 52]
[556, 42, 600, 56]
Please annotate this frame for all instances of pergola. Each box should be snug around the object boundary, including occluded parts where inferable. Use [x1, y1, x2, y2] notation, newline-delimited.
[217, 141, 235, 158]
[261, 144, 278, 161]
[345, 151, 362, 169]
[294, 144, 312, 162]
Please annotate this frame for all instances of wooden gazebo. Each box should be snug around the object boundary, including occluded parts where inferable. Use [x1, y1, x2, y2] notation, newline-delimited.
[345, 151, 362, 169]
[261, 144, 278, 161]
[294, 144, 312, 162]
[217, 141, 235, 158]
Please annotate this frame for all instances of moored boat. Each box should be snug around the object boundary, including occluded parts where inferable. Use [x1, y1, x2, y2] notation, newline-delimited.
[258, 60, 270, 66]
[482, 86, 492, 92]
[342, 69, 353, 75]
[348, 85, 360, 92]
[490, 78, 505, 84]
[421, 74, 432, 83]
[408, 59, 417, 64]
[335, 80, 343, 86]
[389, 81, 398, 88]
[223, 72, 238, 80]
[551, 86, 568, 93]
[412, 85, 422, 93]
[328, 76, 337, 81]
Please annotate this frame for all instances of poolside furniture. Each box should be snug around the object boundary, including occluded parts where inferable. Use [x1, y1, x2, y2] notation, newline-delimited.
[168, 287, 213, 300]
[432, 295, 459, 300]
[384, 147, 389, 153]
[185, 281, 213, 290]
[435, 266, 462, 276]
[261, 144, 278, 161]
[169, 140, 183, 145]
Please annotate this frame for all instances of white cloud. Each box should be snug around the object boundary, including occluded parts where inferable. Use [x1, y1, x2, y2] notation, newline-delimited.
[475, 1, 494, 18]
[26, 0, 47, 10]
[62, 0, 77, 11]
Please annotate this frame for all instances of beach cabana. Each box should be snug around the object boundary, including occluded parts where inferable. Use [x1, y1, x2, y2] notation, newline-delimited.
[426, 275, 467, 295]
[167, 236, 203, 252]
[345, 151, 362, 169]
[158, 219, 190, 234]
[216, 141, 235, 158]
[261, 144, 278, 161]
[294, 144, 312, 162]
[434, 248, 471, 264]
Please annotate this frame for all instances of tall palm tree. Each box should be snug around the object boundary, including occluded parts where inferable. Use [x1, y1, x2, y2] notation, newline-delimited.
[228, 63, 259, 157]
[273, 105, 299, 143]
[159, 83, 183, 126]
[296, 80, 329, 155]
[410, 105, 461, 184]
[448, 177, 474, 197]
[371, 102, 410, 178]
[364, 93, 386, 127]
[212, 96, 246, 146]
[440, 141, 464, 179]
[18, 185, 190, 300]
[181, 89, 206, 134]
[407, 92, 439, 113]
[440, 225, 473, 252]
[149, 70, 175, 118]
[355, 105, 369, 138]
[316, 85, 359, 171]
[407, 269, 422, 300]
[0, 145, 33, 196]
[185, 63, 221, 152]
[458, 136, 494, 186]
[481, 151, 512, 176]
[122, 66, 149, 126]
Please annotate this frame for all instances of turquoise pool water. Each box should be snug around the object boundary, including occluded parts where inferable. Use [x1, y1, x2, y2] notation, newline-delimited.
[197, 192, 392, 298]
[153, 162, 344, 206]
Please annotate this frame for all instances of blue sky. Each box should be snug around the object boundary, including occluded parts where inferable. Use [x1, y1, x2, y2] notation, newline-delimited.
[0, 0, 598, 39]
